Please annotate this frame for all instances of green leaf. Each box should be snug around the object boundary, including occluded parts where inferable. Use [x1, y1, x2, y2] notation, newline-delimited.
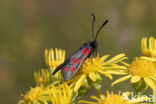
[78, 85, 91, 97]
[133, 78, 148, 93]
[87, 77, 102, 95]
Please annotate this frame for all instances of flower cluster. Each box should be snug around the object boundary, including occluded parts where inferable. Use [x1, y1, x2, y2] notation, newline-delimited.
[18, 37, 156, 104]
[110, 37, 156, 92]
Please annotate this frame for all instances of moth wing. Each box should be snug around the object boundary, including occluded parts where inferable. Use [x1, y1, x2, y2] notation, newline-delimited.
[53, 63, 64, 75]
[62, 47, 92, 81]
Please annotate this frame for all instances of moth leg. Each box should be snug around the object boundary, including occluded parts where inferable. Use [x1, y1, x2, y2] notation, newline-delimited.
[90, 50, 94, 63]
[90, 48, 98, 63]
[94, 48, 97, 57]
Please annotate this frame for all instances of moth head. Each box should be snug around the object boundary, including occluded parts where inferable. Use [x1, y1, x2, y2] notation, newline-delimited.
[90, 40, 98, 49]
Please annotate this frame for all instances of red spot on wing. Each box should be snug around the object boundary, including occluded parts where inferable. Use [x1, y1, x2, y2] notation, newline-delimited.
[70, 66, 75, 73]
[82, 48, 91, 56]
[77, 59, 82, 63]
[64, 67, 69, 72]
[72, 58, 82, 63]
[82, 48, 88, 55]
[72, 58, 77, 63]
[86, 49, 91, 56]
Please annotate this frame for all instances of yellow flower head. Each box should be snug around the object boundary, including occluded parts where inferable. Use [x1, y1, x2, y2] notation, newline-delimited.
[23, 86, 43, 103]
[68, 53, 128, 92]
[110, 37, 156, 91]
[99, 91, 129, 104]
[44, 48, 65, 69]
[79, 91, 146, 104]
[34, 69, 50, 86]
[19, 85, 49, 104]
[18, 82, 71, 104]
[49, 83, 71, 104]
[80, 56, 103, 75]
[142, 37, 156, 57]
[128, 58, 156, 77]
[111, 57, 156, 91]
[44, 48, 65, 80]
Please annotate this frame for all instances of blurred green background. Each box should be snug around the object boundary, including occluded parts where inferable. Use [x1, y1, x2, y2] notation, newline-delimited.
[0, 0, 156, 103]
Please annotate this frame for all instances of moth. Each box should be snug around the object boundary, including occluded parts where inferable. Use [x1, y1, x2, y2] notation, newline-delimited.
[53, 13, 108, 81]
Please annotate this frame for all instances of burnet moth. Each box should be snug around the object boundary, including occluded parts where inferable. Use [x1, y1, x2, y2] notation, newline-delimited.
[53, 13, 108, 81]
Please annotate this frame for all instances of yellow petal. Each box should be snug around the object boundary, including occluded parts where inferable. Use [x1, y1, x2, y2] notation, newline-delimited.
[104, 53, 126, 64]
[151, 77, 156, 81]
[111, 75, 132, 86]
[122, 91, 131, 97]
[131, 76, 141, 83]
[120, 61, 130, 67]
[140, 56, 156, 62]
[90, 96, 100, 102]
[101, 55, 110, 61]
[103, 73, 112, 80]
[74, 74, 86, 92]
[141, 37, 147, 55]
[89, 72, 96, 82]
[107, 64, 127, 69]
[97, 70, 112, 80]
[110, 57, 128, 64]
[55, 48, 59, 61]
[103, 70, 128, 75]
[149, 37, 154, 50]
[62, 50, 65, 61]
[50, 49, 54, 62]
[144, 77, 156, 90]
[43, 100, 48, 104]
[95, 73, 102, 80]
[78, 100, 98, 104]
[44, 49, 48, 65]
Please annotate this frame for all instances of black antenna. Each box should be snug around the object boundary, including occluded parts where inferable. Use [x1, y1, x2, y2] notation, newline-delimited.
[95, 19, 108, 40]
[91, 13, 95, 40]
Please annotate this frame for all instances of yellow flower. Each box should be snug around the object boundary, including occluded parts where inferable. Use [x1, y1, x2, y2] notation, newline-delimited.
[111, 57, 156, 91]
[44, 48, 65, 79]
[68, 53, 127, 92]
[18, 85, 50, 104]
[109, 37, 156, 91]
[34, 68, 50, 86]
[18, 82, 71, 104]
[79, 91, 148, 104]
[44, 48, 65, 69]
[142, 37, 156, 57]
[44, 48, 127, 92]
[49, 83, 71, 104]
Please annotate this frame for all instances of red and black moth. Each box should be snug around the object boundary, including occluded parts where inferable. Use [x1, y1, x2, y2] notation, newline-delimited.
[53, 13, 108, 81]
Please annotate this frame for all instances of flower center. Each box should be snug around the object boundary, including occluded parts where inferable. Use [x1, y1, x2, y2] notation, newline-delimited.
[128, 58, 156, 77]
[23, 86, 42, 102]
[80, 57, 103, 74]
[100, 93, 129, 104]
